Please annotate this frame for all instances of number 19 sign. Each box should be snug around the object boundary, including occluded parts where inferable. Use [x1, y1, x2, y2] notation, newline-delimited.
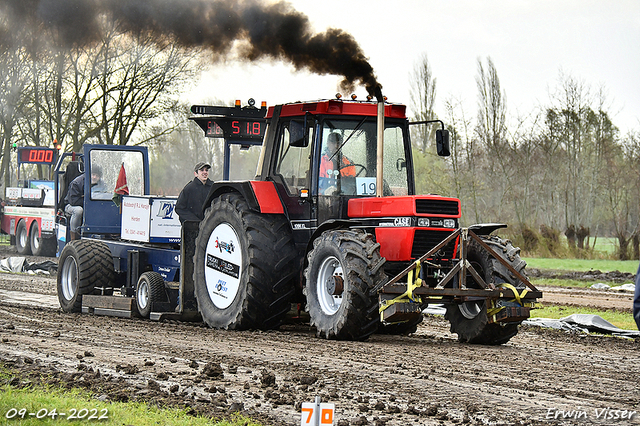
[300, 401, 334, 426]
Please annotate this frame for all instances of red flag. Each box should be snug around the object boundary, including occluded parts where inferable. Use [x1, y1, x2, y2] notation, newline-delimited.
[112, 163, 129, 207]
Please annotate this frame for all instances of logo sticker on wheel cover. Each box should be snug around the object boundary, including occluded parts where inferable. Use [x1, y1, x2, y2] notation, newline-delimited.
[205, 223, 241, 309]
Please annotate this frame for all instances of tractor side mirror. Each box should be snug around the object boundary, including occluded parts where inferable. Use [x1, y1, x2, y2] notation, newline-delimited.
[290, 113, 311, 147]
[436, 129, 450, 157]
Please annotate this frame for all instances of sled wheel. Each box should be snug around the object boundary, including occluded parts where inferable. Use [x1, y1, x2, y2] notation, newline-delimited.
[304, 230, 384, 341]
[16, 220, 31, 255]
[57, 240, 115, 313]
[445, 236, 527, 345]
[136, 272, 166, 318]
[194, 193, 297, 330]
[29, 222, 57, 257]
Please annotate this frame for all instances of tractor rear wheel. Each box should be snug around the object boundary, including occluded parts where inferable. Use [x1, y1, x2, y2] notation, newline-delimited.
[136, 272, 166, 318]
[304, 230, 384, 341]
[57, 240, 115, 313]
[16, 220, 31, 255]
[445, 236, 527, 345]
[193, 193, 297, 330]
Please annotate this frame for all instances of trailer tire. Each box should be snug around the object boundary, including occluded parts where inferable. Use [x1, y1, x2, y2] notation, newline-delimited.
[57, 240, 115, 313]
[16, 220, 31, 255]
[445, 236, 526, 345]
[136, 272, 166, 318]
[30, 222, 57, 257]
[194, 193, 297, 330]
[304, 230, 384, 341]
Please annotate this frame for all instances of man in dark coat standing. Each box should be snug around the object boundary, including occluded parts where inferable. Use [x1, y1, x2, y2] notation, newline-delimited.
[175, 162, 213, 223]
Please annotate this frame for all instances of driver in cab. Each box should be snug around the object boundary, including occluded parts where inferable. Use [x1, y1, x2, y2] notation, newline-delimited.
[319, 132, 355, 194]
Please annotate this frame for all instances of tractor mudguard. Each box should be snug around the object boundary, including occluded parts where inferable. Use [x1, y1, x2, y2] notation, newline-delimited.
[467, 223, 507, 236]
[205, 181, 285, 215]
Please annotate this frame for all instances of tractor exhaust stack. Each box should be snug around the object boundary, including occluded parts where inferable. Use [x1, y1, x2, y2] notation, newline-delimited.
[375, 86, 384, 197]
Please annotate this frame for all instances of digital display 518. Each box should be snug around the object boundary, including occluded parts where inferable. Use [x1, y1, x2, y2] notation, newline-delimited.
[18, 148, 56, 165]
[206, 119, 265, 140]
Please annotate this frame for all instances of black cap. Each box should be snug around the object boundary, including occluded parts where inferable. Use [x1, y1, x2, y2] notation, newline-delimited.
[194, 162, 211, 172]
[91, 164, 102, 177]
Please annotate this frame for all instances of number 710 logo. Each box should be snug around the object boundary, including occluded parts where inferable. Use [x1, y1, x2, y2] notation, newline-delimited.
[300, 402, 334, 425]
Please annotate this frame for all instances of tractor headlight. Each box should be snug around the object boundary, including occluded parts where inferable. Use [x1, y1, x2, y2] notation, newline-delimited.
[443, 219, 456, 228]
[417, 218, 430, 227]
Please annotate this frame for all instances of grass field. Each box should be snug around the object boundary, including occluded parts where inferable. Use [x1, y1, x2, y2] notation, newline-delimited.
[524, 257, 639, 274]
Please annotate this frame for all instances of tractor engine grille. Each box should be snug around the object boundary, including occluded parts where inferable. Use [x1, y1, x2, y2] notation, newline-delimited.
[415, 199, 459, 216]
[411, 230, 457, 259]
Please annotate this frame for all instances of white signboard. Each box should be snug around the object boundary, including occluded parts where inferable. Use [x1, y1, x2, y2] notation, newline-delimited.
[121, 196, 181, 243]
[149, 198, 181, 243]
[121, 196, 152, 242]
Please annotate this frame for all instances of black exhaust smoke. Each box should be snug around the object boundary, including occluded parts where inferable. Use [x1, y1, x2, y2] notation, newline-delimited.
[2, 0, 382, 96]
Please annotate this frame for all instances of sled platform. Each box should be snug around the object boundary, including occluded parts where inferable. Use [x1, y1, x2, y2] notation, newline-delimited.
[82, 295, 136, 318]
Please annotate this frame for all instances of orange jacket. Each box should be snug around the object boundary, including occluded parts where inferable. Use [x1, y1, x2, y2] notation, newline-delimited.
[320, 154, 356, 178]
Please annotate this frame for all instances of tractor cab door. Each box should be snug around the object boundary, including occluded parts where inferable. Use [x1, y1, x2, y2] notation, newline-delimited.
[270, 117, 315, 248]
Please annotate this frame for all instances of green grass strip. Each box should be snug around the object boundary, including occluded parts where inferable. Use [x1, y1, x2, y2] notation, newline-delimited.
[530, 305, 636, 331]
[0, 383, 263, 426]
[524, 258, 639, 274]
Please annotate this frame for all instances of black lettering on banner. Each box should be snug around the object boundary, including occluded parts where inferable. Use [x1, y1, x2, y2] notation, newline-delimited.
[206, 254, 240, 279]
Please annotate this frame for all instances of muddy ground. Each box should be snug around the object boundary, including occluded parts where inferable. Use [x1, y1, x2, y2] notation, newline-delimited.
[0, 247, 639, 425]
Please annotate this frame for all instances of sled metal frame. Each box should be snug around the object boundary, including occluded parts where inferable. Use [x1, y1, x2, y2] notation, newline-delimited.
[377, 228, 541, 302]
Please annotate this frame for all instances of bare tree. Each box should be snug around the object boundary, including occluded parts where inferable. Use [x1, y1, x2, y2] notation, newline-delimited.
[95, 30, 201, 146]
[0, 18, 30, 186]
[409, 53, 437, 152]
[475, 56, 512, 222]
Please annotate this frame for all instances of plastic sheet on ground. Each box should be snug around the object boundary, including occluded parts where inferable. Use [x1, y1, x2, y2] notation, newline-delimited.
[524, 314, 640, 338]
[0, 257, 57, 275]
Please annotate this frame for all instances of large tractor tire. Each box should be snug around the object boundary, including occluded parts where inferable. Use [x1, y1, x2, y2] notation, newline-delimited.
[30, 222, 57, 257]
[16, 220, 31, 255]
[136, 272, 167, 318]
[57, 240, 115, 313]
[193, 193, 297, 330]
[445, 235, 527, 345]
[304, 230, 384, 341]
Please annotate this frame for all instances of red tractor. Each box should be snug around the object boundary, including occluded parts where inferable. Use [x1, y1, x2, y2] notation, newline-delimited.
[190, 95, 540, 345]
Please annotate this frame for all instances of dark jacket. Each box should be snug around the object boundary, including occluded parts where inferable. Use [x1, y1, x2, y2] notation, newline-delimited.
[65, 174, 85, 207]
[634, 263, 640, 331]
[175, 177, 213, 223]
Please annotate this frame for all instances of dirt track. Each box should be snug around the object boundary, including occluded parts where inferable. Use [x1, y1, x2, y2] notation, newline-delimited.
[0, 251, 639, 425]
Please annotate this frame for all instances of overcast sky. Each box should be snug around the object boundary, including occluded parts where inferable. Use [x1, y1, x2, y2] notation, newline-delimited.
[189, 0, 640, 136]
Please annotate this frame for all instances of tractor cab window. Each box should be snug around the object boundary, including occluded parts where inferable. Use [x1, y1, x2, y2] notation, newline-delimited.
[88, 150, 145, 200]
[319, 119, 409, 197]
[274, 120, 313, 196]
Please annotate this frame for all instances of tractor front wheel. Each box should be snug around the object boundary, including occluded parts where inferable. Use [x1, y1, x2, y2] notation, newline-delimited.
[445, 236, 526, 345]
[304, 230, 384, 341]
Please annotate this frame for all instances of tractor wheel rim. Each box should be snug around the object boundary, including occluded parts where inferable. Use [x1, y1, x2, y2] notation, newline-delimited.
[459, 301, 482, 319]
[61, 256, 78, 301]
[204, 223, 242, 309]
[138, 281, 149, 309]
[316, 256, 343, 315]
